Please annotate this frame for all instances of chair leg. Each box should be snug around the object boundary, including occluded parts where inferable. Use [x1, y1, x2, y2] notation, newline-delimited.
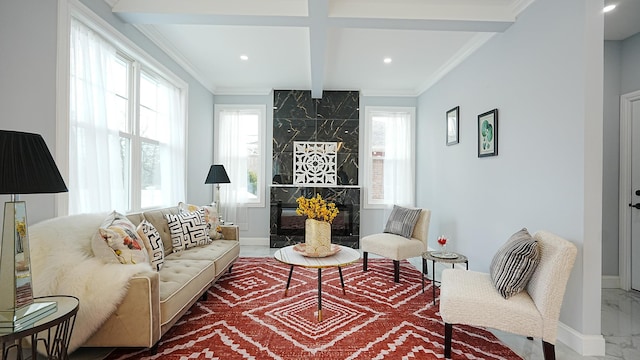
[444, 323, 452, 358]
[542, 341, 555, 360]
[393, 260, 400, 282]
[363, 252, 368, 271]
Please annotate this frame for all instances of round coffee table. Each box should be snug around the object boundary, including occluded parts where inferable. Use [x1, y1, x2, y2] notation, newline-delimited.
[274, 245, 360, 321]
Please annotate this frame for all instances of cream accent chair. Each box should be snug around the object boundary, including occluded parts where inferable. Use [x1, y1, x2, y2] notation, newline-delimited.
[361, 209, 431, 282]
[439, 230, 577, 360]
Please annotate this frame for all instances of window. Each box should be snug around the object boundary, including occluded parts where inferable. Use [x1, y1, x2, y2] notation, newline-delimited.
[214, 105, 266, 208]
[363, 106, 416, 208]
[68, 18, 186, 214]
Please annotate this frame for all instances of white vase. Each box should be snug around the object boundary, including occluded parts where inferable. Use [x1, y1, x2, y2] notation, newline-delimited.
[305, 219, 331, 255]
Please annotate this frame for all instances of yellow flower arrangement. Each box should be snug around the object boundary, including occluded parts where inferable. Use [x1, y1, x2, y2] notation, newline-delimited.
[295, 193, 339, 223]
[16, 220, 26, 237]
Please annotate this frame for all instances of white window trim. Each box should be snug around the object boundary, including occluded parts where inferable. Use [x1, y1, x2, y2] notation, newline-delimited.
[214, 104, 267, 208]
[56, 0, 188, 215]
[362, 106, 416, 209]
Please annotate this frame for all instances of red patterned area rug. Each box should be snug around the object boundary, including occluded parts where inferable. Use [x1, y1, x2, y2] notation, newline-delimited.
[106, 257, 522, 360]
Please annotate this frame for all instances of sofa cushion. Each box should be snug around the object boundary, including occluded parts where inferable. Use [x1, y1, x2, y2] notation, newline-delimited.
[94, 211, 149, 265]
[490, 228, 541, 299]
[383, 205, 422, 239]
[165, 209, 209, 253]
[137, 220, 165, 271]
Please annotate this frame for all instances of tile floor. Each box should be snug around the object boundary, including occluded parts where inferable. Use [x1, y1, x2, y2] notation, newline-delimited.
[67, 246, 640, 359]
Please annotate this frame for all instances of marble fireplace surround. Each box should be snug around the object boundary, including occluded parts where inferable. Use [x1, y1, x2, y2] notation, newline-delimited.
[270, 90, 361, 249]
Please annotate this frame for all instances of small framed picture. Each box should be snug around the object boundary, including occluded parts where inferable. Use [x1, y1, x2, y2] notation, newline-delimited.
[478, 109, 498, 157]
[446, 106, 459, 146]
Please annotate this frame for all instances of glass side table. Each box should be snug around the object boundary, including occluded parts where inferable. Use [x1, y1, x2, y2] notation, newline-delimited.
[1, 295, 79, 360]
[422, 251, 468, 306]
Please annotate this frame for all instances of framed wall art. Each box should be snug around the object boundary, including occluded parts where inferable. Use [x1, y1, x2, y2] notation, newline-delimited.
[478, 109, 498, 157]
[446, 106, 459, 146]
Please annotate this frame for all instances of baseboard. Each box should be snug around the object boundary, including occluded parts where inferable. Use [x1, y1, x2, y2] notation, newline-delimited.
[601, 275, 620, 289]
[239, 237, 269, 246]
[557, 322, 606, 356]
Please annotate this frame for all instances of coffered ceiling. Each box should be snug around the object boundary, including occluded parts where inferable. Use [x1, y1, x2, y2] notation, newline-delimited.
[106, 0, 639, 98]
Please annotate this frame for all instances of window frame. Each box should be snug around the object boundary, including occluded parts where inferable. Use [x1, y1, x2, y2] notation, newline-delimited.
[362, 106, 416, 209]
[214, 104, 267, 208]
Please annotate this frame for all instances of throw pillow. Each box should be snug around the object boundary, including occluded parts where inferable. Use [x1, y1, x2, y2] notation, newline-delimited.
[178, 202, 221, 239]
[93, 211, 150, 265]
[383, 205, 422, 239]
[165, 209, 209, 252]
[490, 228, 541, 299]
[137, 220, 165, 271]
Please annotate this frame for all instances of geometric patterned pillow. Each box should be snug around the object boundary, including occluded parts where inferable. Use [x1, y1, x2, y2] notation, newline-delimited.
[137, 220, 165, 271]
[165, 209, 209, 253]
[95, 211, 149, 265]
[383, 205, 422, 239]
[178, 202, 220, 238]
[489, 228, 541, 299]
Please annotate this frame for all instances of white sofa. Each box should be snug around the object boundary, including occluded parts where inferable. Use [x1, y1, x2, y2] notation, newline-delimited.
[29, 206, 239, 353]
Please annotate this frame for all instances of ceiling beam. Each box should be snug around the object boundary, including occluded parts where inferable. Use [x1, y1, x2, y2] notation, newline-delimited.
[308, 0, 328, 99]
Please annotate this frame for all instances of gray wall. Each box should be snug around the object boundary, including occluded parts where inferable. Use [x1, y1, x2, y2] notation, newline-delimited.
[602, 32, 640, 276]
[0, 0, 60, 223]
[0, 0, 215, 224]
[416, 0, 602, 342]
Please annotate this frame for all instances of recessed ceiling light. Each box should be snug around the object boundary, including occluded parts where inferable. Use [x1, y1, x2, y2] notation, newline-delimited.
[603, 4, 616, 12]
[383, 57, 392, 64]
[240, 55, 249, 61]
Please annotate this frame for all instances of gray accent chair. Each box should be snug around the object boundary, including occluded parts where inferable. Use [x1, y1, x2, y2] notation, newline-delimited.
[361, 209, 431, 282]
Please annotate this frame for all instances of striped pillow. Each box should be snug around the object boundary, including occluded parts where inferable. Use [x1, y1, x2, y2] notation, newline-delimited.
[490, 228, 541, 299]
[383, 205, 422, 239]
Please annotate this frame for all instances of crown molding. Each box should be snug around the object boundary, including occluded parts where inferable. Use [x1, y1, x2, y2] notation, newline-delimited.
[133, 24, 216, 94]
[416, 32, 495, 96]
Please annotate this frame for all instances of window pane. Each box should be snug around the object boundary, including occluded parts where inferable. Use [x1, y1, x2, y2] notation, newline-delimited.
[140, 141, 162, 208]
[370, 115, 387, 201]
[139, 72, 159, 139]
[107, 57, 129, 133]
[119, 137, 132, 209]
[245, 113, 260, 201]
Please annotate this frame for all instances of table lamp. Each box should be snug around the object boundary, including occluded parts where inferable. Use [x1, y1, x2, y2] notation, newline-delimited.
[204, 165, 230, 221]
[0, 130, 68, 331]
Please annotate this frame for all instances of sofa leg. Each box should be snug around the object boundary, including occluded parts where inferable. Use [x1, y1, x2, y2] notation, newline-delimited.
[363, 252, 368, 271]
[444, 323, 452, 358]
[542, 341, 555, 360]
[150, 342, 159, 355]
[228, 265, 233, 273]
[393, 260, 400, 282]
[200, 291, 208, 301]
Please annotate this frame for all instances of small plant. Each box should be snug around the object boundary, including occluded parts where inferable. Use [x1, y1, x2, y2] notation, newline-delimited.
[296, 193, 339, 223]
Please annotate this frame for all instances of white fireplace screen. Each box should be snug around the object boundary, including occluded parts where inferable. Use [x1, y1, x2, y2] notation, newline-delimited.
[293, 142, 337, 185]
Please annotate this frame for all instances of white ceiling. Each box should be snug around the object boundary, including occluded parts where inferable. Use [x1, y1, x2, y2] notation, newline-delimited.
[107, 0, 640, 98]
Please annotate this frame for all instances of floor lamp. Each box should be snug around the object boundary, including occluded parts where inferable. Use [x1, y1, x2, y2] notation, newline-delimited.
[0, 130, 68, 331]
[205, 165, 230, 222]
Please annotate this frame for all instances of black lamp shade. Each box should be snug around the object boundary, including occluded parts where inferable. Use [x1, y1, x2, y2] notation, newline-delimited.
[205, 165, 230, 184]
[0, 130, 68, 194]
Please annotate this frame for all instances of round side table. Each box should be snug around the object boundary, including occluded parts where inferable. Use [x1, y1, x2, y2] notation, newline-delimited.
[0, 295, 79, 360]
[422, 251, 468, 305]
